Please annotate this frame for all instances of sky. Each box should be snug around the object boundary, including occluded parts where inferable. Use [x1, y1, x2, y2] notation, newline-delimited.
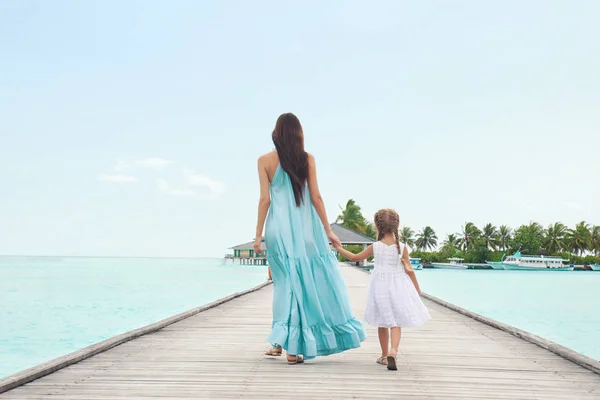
[1, 0, 599, 258]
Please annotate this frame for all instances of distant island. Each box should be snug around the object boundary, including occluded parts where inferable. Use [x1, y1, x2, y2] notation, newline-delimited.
[336, 199, 600, 265]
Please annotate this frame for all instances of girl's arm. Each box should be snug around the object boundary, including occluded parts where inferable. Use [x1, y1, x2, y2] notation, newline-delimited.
[307, 154, 340, 247]
[253, 156, 271, 254]
[401, 249, 422, 295]
[335, 244, 374, 262]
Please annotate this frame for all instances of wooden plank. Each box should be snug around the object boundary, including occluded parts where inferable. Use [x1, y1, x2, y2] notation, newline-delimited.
[0, 281, 271, 394]
[1, 265, 599, 399]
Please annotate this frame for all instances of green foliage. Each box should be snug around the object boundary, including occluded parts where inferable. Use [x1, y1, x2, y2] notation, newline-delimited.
[399, 226, 416, 248]
[337, 244, 373, 262]
[459, 222, 482, 251]
[363, 223, 377, 240]
[544, 222, 568, 254]
[336, 199, 600, 265]
[497, 225, 512, 251]
[416, 226, 438, 251]
[509, 222, 544, 255]
[336, 199, 366, 233]
[482, 223, 499, 251]
[463, 238, 490, 264]
[566, 221, 592, 256]
[592, 225, 600, 257]
[336, 199, 377, 240]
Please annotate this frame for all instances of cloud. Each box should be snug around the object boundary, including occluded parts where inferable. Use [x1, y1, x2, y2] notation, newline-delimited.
[186, 172, 226, 195]
[98, 174, 138, 183]
[156, 179, 197, 197]
[156, 173, 226, 199]
[115, 157, 173, 171]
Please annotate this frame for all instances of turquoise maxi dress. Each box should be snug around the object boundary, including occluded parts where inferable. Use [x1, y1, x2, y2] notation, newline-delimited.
[265, 164, 367, 359]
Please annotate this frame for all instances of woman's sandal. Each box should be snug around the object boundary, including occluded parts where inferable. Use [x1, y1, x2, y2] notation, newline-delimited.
[386, 349, 398, 371]
[287, 355, 304, 365]
[264, 347, 282, 356]
[376, 356, 388, 365]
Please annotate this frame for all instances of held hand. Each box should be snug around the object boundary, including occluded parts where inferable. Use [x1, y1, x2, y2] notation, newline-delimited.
[327, 231, 341, 249]
[253, 237, 263, 255]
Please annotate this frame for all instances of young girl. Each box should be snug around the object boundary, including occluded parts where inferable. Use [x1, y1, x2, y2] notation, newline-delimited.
[335, 208, 430, 370]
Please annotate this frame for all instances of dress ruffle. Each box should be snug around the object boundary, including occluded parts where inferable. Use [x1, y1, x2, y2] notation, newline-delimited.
[266, 251, 367, 360]
[268, 318, 366, 360]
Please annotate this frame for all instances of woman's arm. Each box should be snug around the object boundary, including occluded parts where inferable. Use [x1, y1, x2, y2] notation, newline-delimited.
[335, 244, 373, 262]
[307, 154, 340, 247]
[253, 156, 271, 254]
[402, 248, 422, 295]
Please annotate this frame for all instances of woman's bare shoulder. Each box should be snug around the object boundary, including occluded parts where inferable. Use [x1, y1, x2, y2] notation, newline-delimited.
[258, 150, 278, 164]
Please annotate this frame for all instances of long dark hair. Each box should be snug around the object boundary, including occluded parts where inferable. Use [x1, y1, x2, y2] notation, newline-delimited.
[272, 113, 308, 206]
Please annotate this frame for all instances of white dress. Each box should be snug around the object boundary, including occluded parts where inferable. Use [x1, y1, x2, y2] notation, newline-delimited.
[364, 241, 431, 328]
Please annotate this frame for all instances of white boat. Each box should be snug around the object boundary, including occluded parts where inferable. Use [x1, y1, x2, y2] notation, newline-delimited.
[589, 264, 600, 271]
[486, 252, 572, 271]
[432, 258, 467, 270]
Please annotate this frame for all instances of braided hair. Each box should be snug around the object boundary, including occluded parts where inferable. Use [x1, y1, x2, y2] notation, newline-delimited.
[374, 209, 412, 271]
[374, 208, 402, 256]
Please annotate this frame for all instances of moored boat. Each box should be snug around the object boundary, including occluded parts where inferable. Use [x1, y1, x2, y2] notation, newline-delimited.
[486, 252, 572, 271]
[410, 257, 423, 270]
[432, 258, 468, 270]
[590, 264, 600, 271]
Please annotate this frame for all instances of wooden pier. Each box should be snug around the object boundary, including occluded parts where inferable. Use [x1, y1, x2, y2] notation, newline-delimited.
[1, 265, 599, 399]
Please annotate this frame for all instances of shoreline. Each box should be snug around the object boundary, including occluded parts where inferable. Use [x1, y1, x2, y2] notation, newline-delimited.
[0, 280, 272, 394]
[351, 264, 600, 375]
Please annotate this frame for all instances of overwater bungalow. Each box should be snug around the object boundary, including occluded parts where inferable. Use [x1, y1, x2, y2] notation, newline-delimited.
[226, 223, 375, 266]
[226, 239, 268, 265]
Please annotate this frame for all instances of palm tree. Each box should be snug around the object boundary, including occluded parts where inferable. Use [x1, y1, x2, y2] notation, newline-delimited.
[336, 199, 366, 232]
[591, 225, 600, 258]
[498, 225, 512, 251]
[442, 233, 460, 252]
[399, 226, 416, 248]
[459, 222, 481, 251]
[416, 226, 438, 251]
[566, 221, 592, 256]
[363, 222, 377, 240]
[544, 222, 567, 255]
[482, 223, 499, 251]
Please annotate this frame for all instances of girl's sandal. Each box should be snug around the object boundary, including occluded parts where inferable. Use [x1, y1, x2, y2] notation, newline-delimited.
[264, 347, 282, 356]
[387, 349, 398, 371]
[287, 355, 304, 365]
[376, 356, 388, 365]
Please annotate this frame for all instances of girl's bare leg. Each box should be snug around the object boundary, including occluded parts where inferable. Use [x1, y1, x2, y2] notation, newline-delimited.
[390, 327, 401, 354]
[378, 327, 389, 357]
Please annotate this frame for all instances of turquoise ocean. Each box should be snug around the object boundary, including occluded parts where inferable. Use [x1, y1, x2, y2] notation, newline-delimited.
[1, 257, 598, 379]
[417, 269, 599, 361]
[0, 256, 268, 378]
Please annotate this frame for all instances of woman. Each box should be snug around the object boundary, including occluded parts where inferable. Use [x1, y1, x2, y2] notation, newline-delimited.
[253, 112, 366, 364]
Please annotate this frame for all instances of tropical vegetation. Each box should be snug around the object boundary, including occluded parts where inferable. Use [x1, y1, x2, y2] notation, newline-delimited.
[335, 199, 600, 265]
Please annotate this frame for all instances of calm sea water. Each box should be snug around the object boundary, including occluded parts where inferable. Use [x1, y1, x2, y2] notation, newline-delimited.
[0, 256, 267, 378]
[417, 269, 600, 360]
[2, 259, 598, 380]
